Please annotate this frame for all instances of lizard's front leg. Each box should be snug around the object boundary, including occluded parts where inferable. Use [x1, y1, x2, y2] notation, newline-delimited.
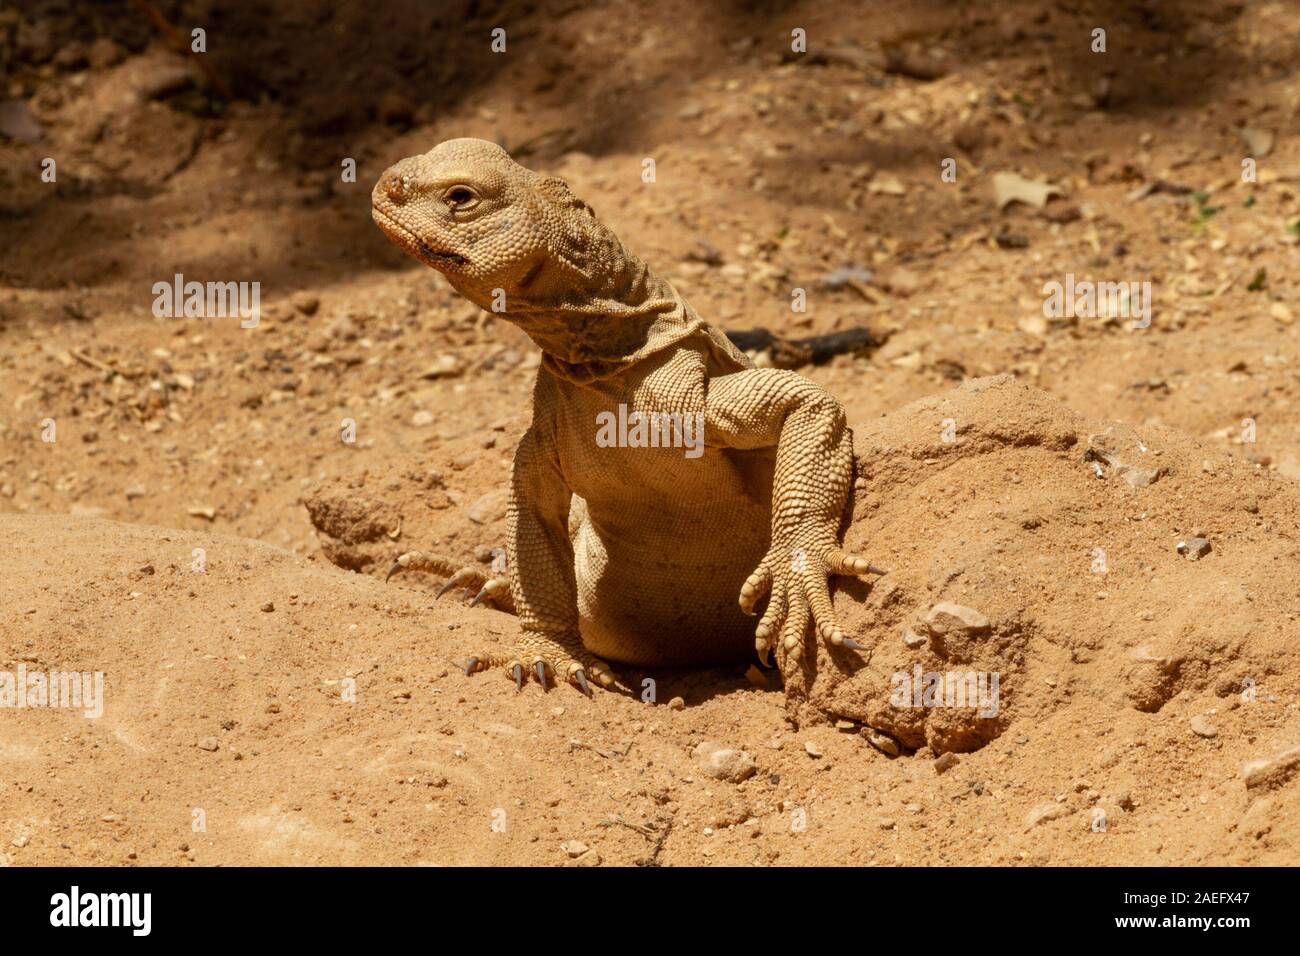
[705, 370, 885, 671]
[462, 424, 616, 695]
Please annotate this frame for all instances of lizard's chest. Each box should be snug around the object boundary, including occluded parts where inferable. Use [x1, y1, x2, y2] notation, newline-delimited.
[551, 353, 718, 497]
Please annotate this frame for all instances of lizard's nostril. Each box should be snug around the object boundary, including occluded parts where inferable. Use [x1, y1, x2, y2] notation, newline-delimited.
[385, 175, 406, 204]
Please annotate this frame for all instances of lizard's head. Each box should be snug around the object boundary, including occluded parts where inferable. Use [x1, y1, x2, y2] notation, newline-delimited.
[372, 137, 604, 312]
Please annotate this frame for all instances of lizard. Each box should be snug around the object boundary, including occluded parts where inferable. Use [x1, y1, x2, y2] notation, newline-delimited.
[371, 137, 884, 696]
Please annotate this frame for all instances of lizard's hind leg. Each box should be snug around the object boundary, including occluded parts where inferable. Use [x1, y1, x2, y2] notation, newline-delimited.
[385, 550, 516, 614]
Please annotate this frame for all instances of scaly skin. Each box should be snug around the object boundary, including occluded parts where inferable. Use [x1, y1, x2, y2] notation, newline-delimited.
[372, 138, 882, 696]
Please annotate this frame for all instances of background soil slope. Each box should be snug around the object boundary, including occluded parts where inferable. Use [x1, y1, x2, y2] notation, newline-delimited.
[2, 0, 1299, 865]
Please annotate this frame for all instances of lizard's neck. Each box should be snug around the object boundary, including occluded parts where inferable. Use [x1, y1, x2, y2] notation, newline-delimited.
[454, 245, 706, 381]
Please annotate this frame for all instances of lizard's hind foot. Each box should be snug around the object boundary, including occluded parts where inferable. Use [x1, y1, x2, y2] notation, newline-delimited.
[386, 550, 516, 614]
[463, 631, 617, 696]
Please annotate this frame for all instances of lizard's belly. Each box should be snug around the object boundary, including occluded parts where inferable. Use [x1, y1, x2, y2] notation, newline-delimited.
[571, 493, 769, 667]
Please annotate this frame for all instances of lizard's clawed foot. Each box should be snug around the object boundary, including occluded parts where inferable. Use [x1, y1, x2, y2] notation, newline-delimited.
[740, 544, 884, 667]
[386, 551, 515, 613]
[462, 631, 617, 696]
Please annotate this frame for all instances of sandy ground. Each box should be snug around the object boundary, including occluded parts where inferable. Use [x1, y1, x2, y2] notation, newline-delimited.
[2, 0, 1299, 865]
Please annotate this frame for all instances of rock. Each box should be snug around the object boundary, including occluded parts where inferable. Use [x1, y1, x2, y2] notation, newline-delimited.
[864, 729, 900, 756]
[1085, 431, 1162, 487]
[878, 818, 896, 830]
[902, 626, 928, 649]
[1240, 127, 1275, 158]
[804, 741, 823, 758]
[922, 603, 992, 662]
[466, 489, 508, 525]
[1189, 715, 1217, 738]
[1177, 538, 1211, 560]
[260, 602, 274, 613]
[411, 410, 435, 427]
[667, 696, 685, 711]
[993, 172, 1062, 210]
[420, 354, 463, 379]
[11, 835, 29, 848]
[1123, 645, 1180, 713]
[561, 840, 589, 858]
[925, 602, 990, 636]
[291, 292, 320, 316]
[934, 752, 960, 774]
[1024, 802, 1070, 830]
[196, 736, 220, 752]
[693, 742, 757, 783]
[124, 484, 147, 500]
[1241, 744, 1300, 790]
[1114, 461, 1161, 487]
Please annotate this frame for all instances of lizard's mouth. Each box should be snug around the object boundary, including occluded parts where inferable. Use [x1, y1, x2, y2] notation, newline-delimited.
[372, 208, 468, 268]
[417, 241, 467, 267]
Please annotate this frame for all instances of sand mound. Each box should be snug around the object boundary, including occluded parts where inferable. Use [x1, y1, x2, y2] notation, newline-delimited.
[796, 377, 1299, 760]
[3, 378, 1297, 865]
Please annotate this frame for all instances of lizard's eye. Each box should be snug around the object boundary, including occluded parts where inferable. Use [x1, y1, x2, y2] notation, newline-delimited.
[443, 186, 479, 210]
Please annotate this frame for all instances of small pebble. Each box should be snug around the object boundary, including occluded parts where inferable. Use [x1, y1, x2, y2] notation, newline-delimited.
[1177, 538, 1211, 560]
[934, 752, 960, 774]
[864, 729, 900, 757]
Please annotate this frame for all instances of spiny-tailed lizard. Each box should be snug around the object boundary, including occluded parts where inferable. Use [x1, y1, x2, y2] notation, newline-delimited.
[372, 138, 883, 695]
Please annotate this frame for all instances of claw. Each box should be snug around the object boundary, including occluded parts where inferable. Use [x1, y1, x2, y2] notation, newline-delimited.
[469, 585, 490, 608]
[535, 661, 549, 690]
[866, 565, 888, 575]
[755, 640, 772, 668]
[512, 663, 524, 692]
[463, 656, 478, 676]
[385, 561, 402, 583]
[841, 638, 866, 651]
[575, 670, 591, 697]
[436, 578, 459, 599]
